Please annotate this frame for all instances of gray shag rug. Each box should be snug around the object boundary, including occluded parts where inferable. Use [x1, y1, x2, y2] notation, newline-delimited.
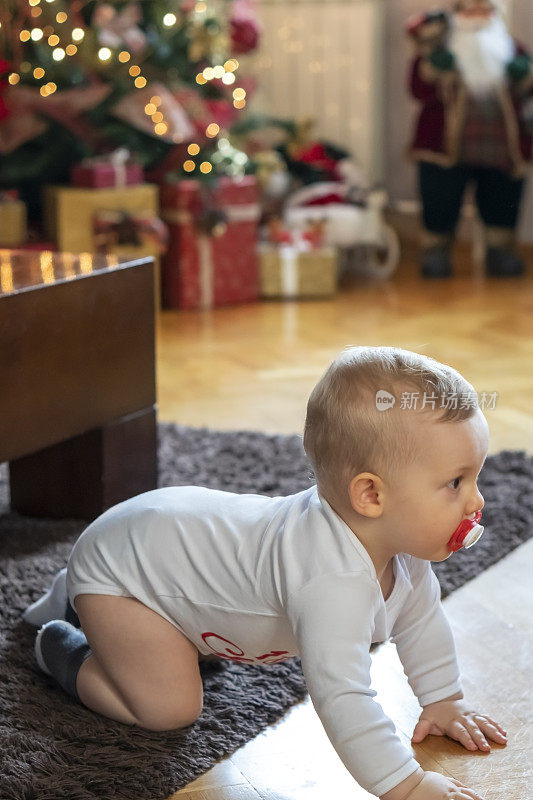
[1, 422, 532, 800]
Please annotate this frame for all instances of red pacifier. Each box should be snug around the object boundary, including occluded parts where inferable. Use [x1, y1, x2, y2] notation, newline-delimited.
[447, 510, 484, 552]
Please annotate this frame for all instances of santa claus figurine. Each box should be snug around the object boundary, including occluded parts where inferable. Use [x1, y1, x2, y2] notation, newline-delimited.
[406, 0, 533, 278]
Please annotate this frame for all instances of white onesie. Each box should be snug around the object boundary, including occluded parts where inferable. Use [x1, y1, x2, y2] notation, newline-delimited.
[66, 484, 462, 797]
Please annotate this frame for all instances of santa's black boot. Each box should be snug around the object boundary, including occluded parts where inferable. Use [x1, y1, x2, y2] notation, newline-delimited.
[421, 243, 452, 279]
[485, 227, 525, 278]
[485, 247, 525, 277]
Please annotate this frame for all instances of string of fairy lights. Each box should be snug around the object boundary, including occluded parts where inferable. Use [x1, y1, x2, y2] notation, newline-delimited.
[3, 0, 248, 174]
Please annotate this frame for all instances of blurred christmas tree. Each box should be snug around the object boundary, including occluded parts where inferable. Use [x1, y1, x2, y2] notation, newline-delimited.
[0, 0, 261, 219]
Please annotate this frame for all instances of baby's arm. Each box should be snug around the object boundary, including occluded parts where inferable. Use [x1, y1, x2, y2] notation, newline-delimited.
[391, 558, 507, 752]
[286, 572, 423, 797]
[287, 569, 492, 799]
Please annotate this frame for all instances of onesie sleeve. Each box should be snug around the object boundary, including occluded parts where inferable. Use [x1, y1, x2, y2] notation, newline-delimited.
[286, 571, 421, 797]
[390, 558, 462, 707]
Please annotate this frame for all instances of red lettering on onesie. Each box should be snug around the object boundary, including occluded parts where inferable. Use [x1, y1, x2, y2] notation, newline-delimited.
[201, 632, 290, 664]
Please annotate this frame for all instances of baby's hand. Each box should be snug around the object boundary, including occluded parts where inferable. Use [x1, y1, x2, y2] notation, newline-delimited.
[405, 771, 485, 800]
[412, 697, 507, 752]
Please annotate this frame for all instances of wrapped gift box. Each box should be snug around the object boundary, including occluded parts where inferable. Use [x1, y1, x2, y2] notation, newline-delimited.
[0, 193, 27, 246]
[259, 244, 338, 299]
[160, 176, 260, 310]
[15, 240, 58, 252]
[43, 183, 161, 311]
[71, 152, 144, 188]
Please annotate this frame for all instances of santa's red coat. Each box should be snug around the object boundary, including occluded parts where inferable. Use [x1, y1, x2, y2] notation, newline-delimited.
[407, 42, 533, 176]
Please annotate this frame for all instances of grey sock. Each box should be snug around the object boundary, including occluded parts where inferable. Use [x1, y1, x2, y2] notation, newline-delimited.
[38, 621, 92, 702]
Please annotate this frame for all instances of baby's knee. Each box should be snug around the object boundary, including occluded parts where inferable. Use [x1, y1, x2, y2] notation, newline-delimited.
[135, 699, 203, 731]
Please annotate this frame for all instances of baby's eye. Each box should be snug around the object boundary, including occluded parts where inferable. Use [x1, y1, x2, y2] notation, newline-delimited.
[447, 477, 462, 490]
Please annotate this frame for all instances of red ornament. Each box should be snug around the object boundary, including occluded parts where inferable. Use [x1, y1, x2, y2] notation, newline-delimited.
[230, 17, 260, 54]
[229, 0, 261, 54]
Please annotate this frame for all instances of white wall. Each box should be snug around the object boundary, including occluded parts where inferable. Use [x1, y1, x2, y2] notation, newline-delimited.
[247, 0, 386, 183]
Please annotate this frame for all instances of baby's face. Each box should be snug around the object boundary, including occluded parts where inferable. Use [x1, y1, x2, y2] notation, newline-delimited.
[383, 409, 489, 562]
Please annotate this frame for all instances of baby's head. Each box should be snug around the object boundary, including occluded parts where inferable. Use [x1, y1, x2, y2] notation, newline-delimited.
[303, 346, 489, 561]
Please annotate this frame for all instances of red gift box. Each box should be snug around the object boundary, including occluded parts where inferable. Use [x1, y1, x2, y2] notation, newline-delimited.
[17, 240, 58, 252]
[71, 150, 144, 188]
[160, 176, 260, 310]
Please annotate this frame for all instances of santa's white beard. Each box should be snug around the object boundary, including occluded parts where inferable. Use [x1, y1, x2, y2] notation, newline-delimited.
[449, 13, 516, 99]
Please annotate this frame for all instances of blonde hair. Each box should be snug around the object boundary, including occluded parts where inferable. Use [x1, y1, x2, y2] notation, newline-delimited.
[303, 346, 479, 507]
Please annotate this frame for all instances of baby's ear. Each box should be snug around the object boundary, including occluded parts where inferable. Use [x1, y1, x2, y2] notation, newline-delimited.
[348, 473, 384, 518]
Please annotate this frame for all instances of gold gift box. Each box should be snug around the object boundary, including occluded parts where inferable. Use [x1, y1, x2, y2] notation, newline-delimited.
[43, 183, 161, 310]
[259, 244, 338, 299]
[0, 199, 27, 246]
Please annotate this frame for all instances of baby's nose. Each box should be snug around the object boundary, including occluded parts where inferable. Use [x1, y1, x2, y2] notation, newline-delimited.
[466, 507, 483, 521]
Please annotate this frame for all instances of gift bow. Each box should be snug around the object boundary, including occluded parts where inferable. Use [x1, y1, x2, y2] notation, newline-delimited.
[93, 209, 169, 254]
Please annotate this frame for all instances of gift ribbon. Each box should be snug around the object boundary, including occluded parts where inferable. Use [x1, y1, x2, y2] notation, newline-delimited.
[161, 203, 260, 225]
[279, 245, 299, 297]
[198, 233, 214, 309]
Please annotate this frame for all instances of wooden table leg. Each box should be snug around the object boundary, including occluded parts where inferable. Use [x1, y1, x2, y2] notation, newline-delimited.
[9, 407, 157, 520]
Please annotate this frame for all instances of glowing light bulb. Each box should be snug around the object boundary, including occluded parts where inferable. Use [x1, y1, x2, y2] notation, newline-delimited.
[183, 160, 196, 172]
[52, 47, 66, 60]
[98, 47, 112, 61]
[163, 13, 176, 26]
[31, 28, 44, 41]
[72, 28, 84, 42]
[188, 144, 200, 155]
